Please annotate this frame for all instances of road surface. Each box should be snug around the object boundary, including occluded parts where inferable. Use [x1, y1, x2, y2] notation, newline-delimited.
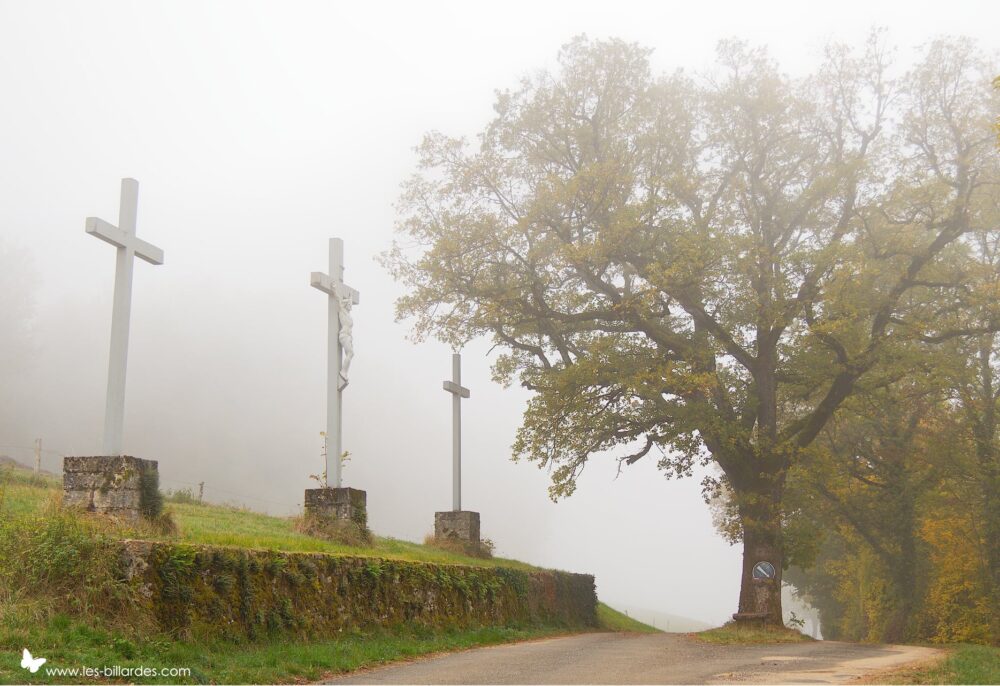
[326, 632, 941, 684]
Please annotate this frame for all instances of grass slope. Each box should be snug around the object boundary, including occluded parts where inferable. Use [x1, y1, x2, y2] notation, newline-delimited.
[167, 499, 537, 569]
[607, 604, 711, 632]
[862, 644, 1000, 685]
[596, 603, 659, 633]
[0, 466, 535, 569]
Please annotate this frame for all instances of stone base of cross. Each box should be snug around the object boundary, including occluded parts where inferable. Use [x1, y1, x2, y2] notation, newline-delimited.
[63, 455, 160, 521]
[434, 510, 480, 545]
[304, 486, 367, 528]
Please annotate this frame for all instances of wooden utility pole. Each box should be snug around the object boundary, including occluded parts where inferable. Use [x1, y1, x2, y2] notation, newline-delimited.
[34, 438, 41, 473]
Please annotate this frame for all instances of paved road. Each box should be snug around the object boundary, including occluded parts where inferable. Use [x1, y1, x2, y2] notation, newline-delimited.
[327, 632, 941, 685]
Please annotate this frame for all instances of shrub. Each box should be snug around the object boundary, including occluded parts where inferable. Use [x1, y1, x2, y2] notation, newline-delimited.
[138, 465, 164, 519]
[165, 488, 201, 505]
[293, 514, 372, 547]
[424, 534, 495, 559]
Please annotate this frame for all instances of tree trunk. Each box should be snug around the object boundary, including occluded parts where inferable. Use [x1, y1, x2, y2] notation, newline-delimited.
[983, 467, 1000, 645]
[973, 338, 999, 645]
[735, 493, 784, 626]
[882, 559, 916, 643]
[883, 595, 913, 644]
[881, 457, 919, 644]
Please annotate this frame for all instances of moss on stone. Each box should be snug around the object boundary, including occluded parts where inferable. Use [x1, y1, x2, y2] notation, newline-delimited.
[120, 541, 596, 641]
[138, 465, 163, 519]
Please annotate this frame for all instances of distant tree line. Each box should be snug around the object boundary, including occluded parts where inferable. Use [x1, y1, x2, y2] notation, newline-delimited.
[720, 327, 999, 644]
[776, 71, 1000, 645]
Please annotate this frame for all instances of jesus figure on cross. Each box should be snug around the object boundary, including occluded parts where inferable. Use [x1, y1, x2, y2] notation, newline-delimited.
[338, 294, 354, 391]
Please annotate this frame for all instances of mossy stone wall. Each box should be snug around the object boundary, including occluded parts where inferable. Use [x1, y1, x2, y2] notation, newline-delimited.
[120, 541, 597, 639]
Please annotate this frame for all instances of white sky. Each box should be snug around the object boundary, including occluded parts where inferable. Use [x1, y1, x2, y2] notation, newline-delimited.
[0, 0, 996, 627]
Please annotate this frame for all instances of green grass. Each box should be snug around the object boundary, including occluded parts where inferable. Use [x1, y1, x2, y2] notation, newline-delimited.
[863, 644, 1000, 685]
[0, 466, 537, 570]
[0, 614, 570, 684]
[0, 467, 60, 516]
[0, 464, 642, 684]
[164, 500, 538, 568]
[694, 621, 812, 645]
[596, 602, 659, 633]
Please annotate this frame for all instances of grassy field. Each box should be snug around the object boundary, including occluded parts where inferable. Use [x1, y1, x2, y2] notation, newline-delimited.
[694, 622, 812, 645]
[863, 644, 1000, 685]
[0, 465, 536, 569]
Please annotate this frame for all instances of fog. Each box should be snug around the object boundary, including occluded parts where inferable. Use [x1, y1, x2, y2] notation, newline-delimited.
[0, 0, 995, 627]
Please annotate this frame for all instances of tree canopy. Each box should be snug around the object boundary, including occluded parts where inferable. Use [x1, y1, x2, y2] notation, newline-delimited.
[387, 34, 1000, 624]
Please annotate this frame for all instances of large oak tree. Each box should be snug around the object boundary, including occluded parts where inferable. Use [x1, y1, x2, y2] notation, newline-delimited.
[386, 35, 999, 624]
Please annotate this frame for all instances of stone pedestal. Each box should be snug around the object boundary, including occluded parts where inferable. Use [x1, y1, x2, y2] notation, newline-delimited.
[63, 455, 159, 520]
[304, 487, 367, 528]
[434, 510, 480, 544]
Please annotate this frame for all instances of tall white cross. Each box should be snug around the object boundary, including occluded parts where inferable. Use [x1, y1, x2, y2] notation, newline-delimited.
[443, 353, 470, 511]
[311, 238, 360, 488]
[86, 178, 164, 456]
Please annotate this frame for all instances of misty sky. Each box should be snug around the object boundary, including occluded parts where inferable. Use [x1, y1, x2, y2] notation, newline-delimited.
[0, 0, 997, 627]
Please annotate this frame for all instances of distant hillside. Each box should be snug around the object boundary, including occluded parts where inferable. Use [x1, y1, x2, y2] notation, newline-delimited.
[611, 604, 712, 633]
[0, 454, 31, 470]
[0, 453, 56, 475]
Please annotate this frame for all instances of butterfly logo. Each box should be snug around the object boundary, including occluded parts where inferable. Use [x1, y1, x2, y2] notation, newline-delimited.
[21, 648, 46, 673]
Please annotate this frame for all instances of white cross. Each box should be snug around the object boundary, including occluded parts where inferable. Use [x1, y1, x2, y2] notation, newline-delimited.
[85, 178, 164, 456]
[443, 353, 470, 511]
[311, 237, 360, 488]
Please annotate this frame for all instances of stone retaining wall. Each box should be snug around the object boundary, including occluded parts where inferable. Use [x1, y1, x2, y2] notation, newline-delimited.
[120, 541, 597, 639]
